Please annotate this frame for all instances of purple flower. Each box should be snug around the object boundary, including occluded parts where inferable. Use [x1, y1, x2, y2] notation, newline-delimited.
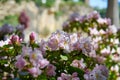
[89, 28, 99, 36]
[39, 39, 47, 56]
[29, 32, 36, 43]
[70, 33, 78, 44]
[58, 37, 71, 53]
[57, 73, 71, 80]
[10, 35, 21, 45]
[84, 65, 109, 80]
[18, 11, 29, 29]
[21, 46, 32, 56]
[47, 30, 69, 51]
[29, 49, 43, 66]
[69, 13, 81, 22]
[62, 21, 70, 31]
[46, 64, 56, 76]
[101, 47, 110, 56]
[47, 36, 59, 50]
[70, 59, 86, 69]
[15, 56, 27, 71]
[72, 72, 80, 80]
[1, 24, 15, 34]
[16, 25, 25, 32]
[87, 11, 100, 20]
[39, 59, 49, 68]
[28, 67, 41, 77]
[57, 72, 80, 80]
[79, 15, 87, 23]
[97, 18, 111, 26]
[95, 55, 106, 64]
[108, 25, 117, 34]
[94, 65, 109, 78]
[79, 37, 94, 56]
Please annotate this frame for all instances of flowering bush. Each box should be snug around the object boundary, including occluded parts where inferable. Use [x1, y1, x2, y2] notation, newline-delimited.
[63, 11, 120, 79]
[0, 30, 109, 80]
[0, 11, 29, 41]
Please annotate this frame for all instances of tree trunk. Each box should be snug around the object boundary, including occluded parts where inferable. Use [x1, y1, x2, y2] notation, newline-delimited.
[106, 0, 119, 28]
[84, 0, 89, 5]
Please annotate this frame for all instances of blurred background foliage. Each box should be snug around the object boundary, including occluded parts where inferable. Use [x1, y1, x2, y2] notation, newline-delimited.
[0, 15, 18, 26]
[0, 0, 119, 40]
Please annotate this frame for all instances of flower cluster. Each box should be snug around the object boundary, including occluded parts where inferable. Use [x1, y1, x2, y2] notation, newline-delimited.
[0, 11, 112, 80]
[46, 30, 95, 56]
[0, 30, 109, 80]
[0, 11, 29, 41]
[84, 65, 109, 80]
[57, 72, 80, 80]
[38, 30, 108, 79]
[15, 47, 49, 77]
[62, 11, 111, 32]
[62, 11, 120, 79]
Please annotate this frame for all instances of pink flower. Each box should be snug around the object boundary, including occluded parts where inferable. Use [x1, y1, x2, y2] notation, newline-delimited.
[101, 47, 110, 56]
[10, 35, 21, 45]
[99, 29, 106, 35]
[29, 49, 43, 66]
[69, 13, 81, 22]
[71, 59, 86, 69]
[28, 67, 41, 77]
[72, 72, 80, 80]
[70, 33, 78, 44]
[87, 11, 100, 20]
[47, 37, 59, 50]
[95, 55, 106, 64]
[46, 64, 56, 76]
[39, 59, 49, 68]
[39, 40, 47, 56]
[84, 65, 109, 80]
[15, 56, 26, 70]
[62, 21, 70, 31]
[57, 72, 80, 80]
[94, 64, 109, 78]
[108, 25, 117, 34]
[97, 18, 111, 25]
[89, 28, 99, 35]
[79, 37, 94, 56]
[58, 73, 71, 80]
[29, 32, 36, 44]
[58, 37, 71, 53]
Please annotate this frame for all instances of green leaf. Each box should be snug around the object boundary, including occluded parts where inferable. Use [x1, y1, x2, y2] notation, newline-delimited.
[60, 55, 68, 61]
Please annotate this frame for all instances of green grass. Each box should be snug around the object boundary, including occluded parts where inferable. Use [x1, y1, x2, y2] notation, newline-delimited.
[0, 15, 19, 27]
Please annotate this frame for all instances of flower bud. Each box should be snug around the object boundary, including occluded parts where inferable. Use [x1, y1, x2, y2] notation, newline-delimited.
[18, 11, 29, 29]
[10, 35, 20, 45]
[29, 32, 36, 44]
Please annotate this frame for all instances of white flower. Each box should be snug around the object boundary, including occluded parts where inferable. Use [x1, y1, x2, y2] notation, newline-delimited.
[28, 67, 42, 77]
[70, 59, 86, 69]
[108, 25, 117, 34]
[93, 37, 102, 43]
[101, 47, 110, 56]
[117, 47, 120, 54]
[114, 39, 119, 45]
[89, 28, 99, 35]
[111, 65, 119, 72]
[0, 39, 10, 47]
[111, 54, 120, 62]
[99, 29, 106, 35]
[70, 33, 78, 44]
[97, 18, 109, 25]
